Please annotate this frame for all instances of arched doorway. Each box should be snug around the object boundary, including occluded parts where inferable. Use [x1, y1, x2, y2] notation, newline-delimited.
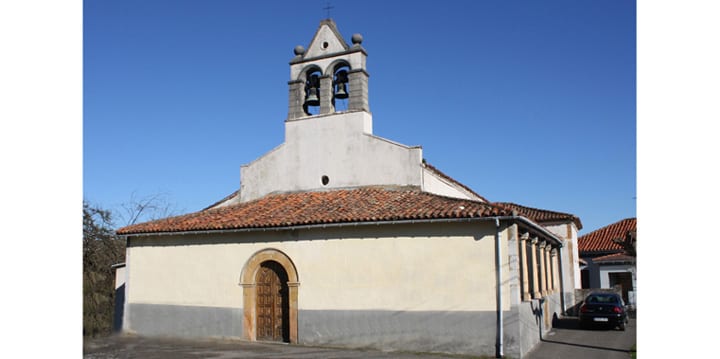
[255, 261, 289, 342]
[240, 249, 299, 343]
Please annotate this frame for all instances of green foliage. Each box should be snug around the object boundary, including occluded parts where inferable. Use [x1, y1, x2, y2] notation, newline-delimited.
[83, 201, 125, 338]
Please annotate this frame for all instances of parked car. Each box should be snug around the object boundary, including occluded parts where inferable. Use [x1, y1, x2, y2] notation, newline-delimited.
[579, 292, 628, 330]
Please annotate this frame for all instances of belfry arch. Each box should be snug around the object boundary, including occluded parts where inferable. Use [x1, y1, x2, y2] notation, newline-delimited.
[240, 248, 299, 343]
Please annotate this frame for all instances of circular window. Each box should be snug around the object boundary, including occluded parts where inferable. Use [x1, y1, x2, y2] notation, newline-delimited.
[321, 175, 329, 186]
[322, 41, 329, 49]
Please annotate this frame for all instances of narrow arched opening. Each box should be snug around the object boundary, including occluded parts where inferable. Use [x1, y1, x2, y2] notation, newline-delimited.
[303, 68, 322, 116]
[332, 63, 351, 112]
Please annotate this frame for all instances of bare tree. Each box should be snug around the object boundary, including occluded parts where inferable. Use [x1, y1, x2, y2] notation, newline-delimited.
[117, 191, 178, 226]
[83, 193, 179, 337]
[83, 201, 125, 337]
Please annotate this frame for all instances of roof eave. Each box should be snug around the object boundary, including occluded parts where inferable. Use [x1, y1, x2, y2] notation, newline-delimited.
[119, 214, 564, 247]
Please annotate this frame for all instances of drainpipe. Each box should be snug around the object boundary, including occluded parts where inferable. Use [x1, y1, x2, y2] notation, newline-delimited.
[557, 246, 566, 314]
[495, 217, 503, 358]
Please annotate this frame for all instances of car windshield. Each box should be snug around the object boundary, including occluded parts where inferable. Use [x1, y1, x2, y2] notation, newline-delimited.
[586, 294, 619, 304]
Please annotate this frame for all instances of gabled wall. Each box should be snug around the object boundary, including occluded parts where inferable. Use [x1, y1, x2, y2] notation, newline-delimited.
[239, 111, 424, 202]
[422, 168, 482, 201]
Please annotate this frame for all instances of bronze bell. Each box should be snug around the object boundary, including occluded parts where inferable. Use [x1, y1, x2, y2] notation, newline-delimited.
[305, 87, 320, 106]
[334, 70, 349, 99]
[304, 74, 320, 107]
[334, 82, 348, 99]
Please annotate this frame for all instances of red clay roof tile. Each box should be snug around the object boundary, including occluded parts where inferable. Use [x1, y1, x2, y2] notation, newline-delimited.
[117, 187, 512, 235]
[578, 217, 636, 254]
[592, 252, 635, 263]
[493, 202, 583, 230]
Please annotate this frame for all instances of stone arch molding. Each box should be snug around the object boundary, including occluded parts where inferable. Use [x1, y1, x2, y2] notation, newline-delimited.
[296, 60, 353, 80]
[240, 248, 299, 343]
[297, 64, 323, 81]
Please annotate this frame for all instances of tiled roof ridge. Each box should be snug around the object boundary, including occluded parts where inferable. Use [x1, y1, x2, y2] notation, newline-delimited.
[492, 202, 583, 229]
[117, 186, 512, 236]
[202, 190, 239, 210]
[422, 161, 489, 202]
[592, 252, 635, 263]
[493, 202, 574, 218]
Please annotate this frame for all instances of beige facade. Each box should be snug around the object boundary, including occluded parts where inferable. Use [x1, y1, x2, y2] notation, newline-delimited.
[127, 222, 506, 312]
[123, 219, 567, 357]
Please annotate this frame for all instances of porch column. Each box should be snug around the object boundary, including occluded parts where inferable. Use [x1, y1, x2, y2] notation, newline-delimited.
[550, 248, 560, 292]
[544, 244, 552, 294]
[538, 241, 548, 297]
[520, 233, 531, 301]
[530, 237, 541, 299]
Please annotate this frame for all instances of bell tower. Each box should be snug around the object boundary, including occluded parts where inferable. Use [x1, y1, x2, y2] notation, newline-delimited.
[238, 19, 426, 204]
[287, 19, 369, 120]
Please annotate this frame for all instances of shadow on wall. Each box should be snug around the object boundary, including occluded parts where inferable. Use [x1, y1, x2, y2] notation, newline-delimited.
[113, 283, 125, 332]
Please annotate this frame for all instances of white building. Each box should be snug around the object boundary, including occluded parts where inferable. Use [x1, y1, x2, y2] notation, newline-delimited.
[116, 19, 582, 359]
[578, 218, 636, 308]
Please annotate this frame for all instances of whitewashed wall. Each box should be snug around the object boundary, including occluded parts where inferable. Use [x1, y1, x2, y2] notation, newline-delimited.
[126, 222, 507, 311]
[239, 112, 425, 202]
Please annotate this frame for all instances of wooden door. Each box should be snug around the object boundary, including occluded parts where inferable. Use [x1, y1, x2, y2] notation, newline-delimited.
[609, 272, 633, 303]
[255, 261, 289, 342]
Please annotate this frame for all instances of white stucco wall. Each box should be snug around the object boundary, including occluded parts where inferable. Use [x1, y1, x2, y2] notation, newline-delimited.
[598, 264, 635, 289]
[126, 222, 511, 312]
[421, 168, 476, 200]
[239, 112, 425, 202]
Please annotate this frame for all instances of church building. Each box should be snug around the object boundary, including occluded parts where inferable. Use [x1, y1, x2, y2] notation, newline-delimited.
[116, 19, 582, 359]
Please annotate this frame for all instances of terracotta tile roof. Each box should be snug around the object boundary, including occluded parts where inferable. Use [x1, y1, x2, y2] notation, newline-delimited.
[492, 202, 583, 230]
[117, 187, 513, 235]
[592, 252, 635, 264]
[578, 217, 636, 254]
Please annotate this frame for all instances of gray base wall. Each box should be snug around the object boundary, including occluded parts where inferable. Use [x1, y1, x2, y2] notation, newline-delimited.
[126, 304, 502, 357]
[298, 309, 498, 356]
[127, 303, 244, 339]
[512, 292, 564, 358]
[125, 303, 566, 358]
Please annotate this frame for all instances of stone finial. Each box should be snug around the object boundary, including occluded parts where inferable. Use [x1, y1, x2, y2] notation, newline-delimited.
[351, 33, 363, 46]
[294, 45, 305, 56]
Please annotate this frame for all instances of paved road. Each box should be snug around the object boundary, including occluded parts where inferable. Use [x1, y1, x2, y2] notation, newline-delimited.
[525, 317, 636, 359]
[83, 335, 473, 359]
[85, 317, 635, 359]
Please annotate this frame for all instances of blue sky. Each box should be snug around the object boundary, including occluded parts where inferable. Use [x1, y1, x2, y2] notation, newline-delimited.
[83, 0, 636, 234]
